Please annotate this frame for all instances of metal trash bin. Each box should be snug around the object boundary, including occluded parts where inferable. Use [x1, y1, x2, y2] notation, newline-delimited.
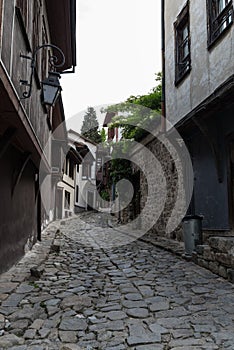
[182, 215, 203, 256]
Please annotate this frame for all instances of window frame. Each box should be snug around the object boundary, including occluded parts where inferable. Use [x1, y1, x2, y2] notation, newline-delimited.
[207, 0, 234, 48]
[64, 191, 70, 210]
[15, 1, 31, 52]
[16, 0, 28, 29]
[65, 156, 69, 175]
[174, 2, 191, 86]
[76, 185, 79, 203]
[69, 159, 74, 179]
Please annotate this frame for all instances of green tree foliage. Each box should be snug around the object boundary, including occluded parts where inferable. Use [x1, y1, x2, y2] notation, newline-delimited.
[126, 72, 162, 110]
[81, 107, 102, 143]
[109, 141, 133, 184]
[107, 72, 162, 141]
[102, 74, 162, 193]
[100, 128, 106, 142]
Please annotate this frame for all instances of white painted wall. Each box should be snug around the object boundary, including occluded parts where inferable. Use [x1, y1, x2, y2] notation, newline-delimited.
[59, 182, 75, 218]
[165, 0, 234, 125]
[57, 154, 75, 218]
[76, 163, 96, 209]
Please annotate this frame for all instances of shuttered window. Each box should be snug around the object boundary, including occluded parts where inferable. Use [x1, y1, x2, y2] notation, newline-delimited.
[174, 2, 191, 85]
[207, 0, 233, 47]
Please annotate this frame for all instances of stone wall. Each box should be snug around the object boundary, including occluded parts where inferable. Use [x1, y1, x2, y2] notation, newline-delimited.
[119, 133, 185, 242]
[142, 136, 183, 241]
[117, 132, 234, 282]
[195, 237, 234, 283]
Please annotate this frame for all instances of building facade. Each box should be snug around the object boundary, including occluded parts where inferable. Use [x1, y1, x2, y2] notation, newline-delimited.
[68, 130, 97, 212]
[164, 0, 234, 278]
[56, 141, 80, 219]
[103, 112, 120, 142]
[0, 0, 76, 273]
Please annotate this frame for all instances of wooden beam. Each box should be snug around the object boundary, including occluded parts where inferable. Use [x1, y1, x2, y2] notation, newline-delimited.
[0, 127, 17, 160]
[12, 152, 31, 196]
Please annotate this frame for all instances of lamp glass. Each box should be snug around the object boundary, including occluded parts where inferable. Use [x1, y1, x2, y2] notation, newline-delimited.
[42, 84, 59, 106]
[41, 72, 62, 107]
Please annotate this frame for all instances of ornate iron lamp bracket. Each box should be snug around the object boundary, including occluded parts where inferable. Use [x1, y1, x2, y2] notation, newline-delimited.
[20, 44, 65, 99]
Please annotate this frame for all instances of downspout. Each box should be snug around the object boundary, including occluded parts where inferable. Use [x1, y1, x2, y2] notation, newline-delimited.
[161, 0, 166, 132]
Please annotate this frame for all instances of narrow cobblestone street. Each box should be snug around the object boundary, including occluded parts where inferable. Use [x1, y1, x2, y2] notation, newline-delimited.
[0, 212, 234, 350]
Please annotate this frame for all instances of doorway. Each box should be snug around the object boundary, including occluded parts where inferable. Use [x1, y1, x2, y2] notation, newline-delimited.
[87, 191, 94, 210]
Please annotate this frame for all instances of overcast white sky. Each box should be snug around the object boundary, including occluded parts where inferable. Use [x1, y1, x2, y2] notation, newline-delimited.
[61, 0, 162, 130]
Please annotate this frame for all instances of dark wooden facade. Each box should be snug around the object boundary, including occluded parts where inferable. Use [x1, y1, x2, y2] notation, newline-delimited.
[0, 0, 76, 273]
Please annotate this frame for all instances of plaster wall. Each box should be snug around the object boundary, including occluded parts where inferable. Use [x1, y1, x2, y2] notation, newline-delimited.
[76, 164, 96, 209]
[63, 173, 74, 188]
[165, 0, 234, 125]
[57, 180, 75, 218]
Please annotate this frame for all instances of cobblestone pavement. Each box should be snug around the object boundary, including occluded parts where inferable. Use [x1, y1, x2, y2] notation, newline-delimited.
[0, 212, 234, 350]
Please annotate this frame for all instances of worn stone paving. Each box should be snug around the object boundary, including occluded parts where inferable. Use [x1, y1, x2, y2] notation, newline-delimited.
[0, 212, 234, 350]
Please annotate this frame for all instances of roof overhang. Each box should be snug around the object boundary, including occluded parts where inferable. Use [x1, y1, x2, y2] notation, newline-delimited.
[67, 147, 82, 164]
[175, 74, 234, 133]
[45, 0, 76, 73]
[103, 112, 116, 127]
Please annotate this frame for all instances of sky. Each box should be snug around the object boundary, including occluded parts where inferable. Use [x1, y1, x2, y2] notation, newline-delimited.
[61, 0, 162, 130]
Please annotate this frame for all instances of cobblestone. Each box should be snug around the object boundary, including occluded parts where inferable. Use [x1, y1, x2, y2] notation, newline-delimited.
[0, 212, 234, 349]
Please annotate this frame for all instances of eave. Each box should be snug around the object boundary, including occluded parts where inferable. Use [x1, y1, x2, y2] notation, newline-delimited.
[45, 0, 76, 73]
[175, 74, 234, 133]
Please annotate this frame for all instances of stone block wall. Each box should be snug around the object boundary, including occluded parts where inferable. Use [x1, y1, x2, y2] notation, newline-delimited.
[117, 134, 234, 282]
[195, 237, 234, 282]
[137, 135, 184, 241]
[119, 133, 185, 242]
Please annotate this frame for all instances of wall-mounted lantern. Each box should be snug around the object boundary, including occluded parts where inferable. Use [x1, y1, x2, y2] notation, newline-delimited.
[20, 44, 65, 107]
[41, 71, 62, 107]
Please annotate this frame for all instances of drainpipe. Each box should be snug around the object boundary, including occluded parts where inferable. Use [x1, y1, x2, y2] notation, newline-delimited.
[161, 0, 166, 133]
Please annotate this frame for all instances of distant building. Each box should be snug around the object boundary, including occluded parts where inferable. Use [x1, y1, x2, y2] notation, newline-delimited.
[103, 112, 120, 142]
[95, 111, 122, 209]
[68, 130, 97, 212]
[56, 140, 80, 219]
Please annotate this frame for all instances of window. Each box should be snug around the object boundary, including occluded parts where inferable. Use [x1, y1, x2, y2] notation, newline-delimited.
[32, 0, 40, 51]
[174, 2, 191, 85]
[64, 191, 70, 209]
[69, 160, 74, 179]
[97, 157, 102, 173]
[16, 0, 28, 28]
[207, 0, 233, 46]
[76, 186, 79, 203]
[15, 0, 31, 52]
[65, 156, 69, 175]
[41, 20, 49, 81]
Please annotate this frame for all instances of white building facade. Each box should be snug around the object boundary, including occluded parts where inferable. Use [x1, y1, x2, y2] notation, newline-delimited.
[68, 130, 97, 212]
